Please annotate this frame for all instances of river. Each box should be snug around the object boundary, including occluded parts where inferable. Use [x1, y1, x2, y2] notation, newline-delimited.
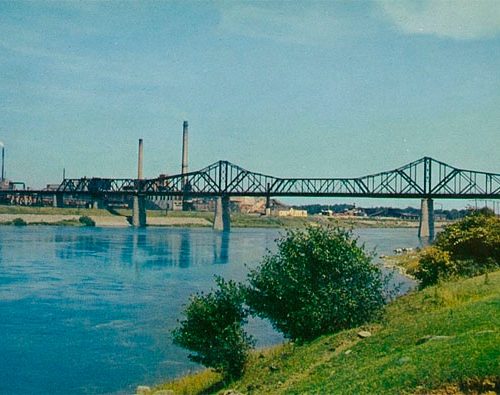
[0, 226, 421, 394]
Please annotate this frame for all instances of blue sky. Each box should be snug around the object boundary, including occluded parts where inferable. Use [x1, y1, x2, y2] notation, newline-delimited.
[1, 1, 499, 208]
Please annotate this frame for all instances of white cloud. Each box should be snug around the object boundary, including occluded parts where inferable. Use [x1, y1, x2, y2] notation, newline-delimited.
[379, 0, 500, 40]
[217, 3, 372, 46]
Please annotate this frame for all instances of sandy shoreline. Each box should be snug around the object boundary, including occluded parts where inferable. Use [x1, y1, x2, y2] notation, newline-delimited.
[0, 214, 212, 227]
[0, 212, 450, 229]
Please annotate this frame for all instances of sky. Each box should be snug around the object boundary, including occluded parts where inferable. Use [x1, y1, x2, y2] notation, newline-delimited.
[1, 0, 499, 209]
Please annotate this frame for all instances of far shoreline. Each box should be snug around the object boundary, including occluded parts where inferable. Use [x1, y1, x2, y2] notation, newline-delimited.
[0, 206, 452, 229]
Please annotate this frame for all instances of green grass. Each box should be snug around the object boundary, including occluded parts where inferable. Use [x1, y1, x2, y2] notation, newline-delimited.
[151, 271, 500, 395]
[161, 210, 214, 220]
[326, 216, 421, 229]
[231, 213, 311, 228]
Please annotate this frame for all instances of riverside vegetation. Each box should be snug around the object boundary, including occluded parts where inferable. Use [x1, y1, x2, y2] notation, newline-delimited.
[172, 226, 387, 381]
[146, 210, 499, 394]
[388, 208, 499, 288]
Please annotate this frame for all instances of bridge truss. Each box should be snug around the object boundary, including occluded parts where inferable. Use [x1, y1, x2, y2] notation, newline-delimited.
[46, 157, 499, 199]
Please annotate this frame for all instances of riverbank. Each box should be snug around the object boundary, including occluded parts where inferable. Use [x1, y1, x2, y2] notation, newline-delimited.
[381, 250, 421, 279]
[145, 269, 500, 395]
[0, 206, 451, 229]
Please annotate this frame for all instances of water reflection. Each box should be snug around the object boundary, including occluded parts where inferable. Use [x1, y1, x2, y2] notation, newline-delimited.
[50, 228, 232, 270]
[213, 231, 230, 264]
[178, 230, 190, 268]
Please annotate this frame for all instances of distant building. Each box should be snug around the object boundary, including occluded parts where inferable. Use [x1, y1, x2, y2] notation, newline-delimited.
[340, 207, 367, 217]
[277, 208, 308, 217]
[149, 174, 183, 211]
[400, 212, 419, 220]
[231, 196, 267, 213]
[44, 184, 60, 191]
[152, 195, 183, 211]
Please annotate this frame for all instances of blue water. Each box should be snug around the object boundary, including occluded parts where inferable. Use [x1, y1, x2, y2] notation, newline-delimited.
[0, 226, 419, 394]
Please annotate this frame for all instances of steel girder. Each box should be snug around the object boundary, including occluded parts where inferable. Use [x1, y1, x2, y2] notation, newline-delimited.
[26, 157, 500, 199]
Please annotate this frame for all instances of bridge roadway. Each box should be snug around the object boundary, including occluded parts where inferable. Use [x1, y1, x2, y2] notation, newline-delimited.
[2, 157, 499, 237]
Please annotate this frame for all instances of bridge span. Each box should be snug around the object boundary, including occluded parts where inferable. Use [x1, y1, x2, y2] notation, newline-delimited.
[2, 156, 499, 238]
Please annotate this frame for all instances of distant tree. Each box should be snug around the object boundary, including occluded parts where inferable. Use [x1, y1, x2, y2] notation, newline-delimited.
[79, 216, 95, 227]
[12, 218, 27, 226]
[474, 207, 496, 217]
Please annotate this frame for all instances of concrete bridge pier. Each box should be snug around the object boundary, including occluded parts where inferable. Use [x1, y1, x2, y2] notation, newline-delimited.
[265, 196, 271, 216]
[418, 198, 435, 240]
[132, 195, 146, 227]
[213, 196, 230, 231]
[53, 194, 64, 208]
[265, 183, 271, 216]
[132, 138, 146, 227]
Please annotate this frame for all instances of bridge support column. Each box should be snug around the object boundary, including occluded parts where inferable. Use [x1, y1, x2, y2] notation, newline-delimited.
[265, 183, 271, 216]
[418, 198, 434, 240]
[213, 196, 230, 231]
[132, 195, 146, 227]
[53, 194, 64, 208]
[132, 138, 146, 227]
[265, 194, 272, 216]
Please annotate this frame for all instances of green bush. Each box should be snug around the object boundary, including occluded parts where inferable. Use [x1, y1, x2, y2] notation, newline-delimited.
[414, 247, 455, 287]
[245, 226, 386, 342]
[12, 217, 27, 226]
[79, 216, 95, 227]
[415, 210, 499, 287]
[434, 210, 499, 264]
[172, 277, 254, 380]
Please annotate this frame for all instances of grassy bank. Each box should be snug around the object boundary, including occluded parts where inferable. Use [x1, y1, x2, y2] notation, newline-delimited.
[162, 212, 427, 228]
[150, 270, 500, 394]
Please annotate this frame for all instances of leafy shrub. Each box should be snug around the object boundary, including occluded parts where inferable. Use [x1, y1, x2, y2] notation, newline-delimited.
[12, 217, 27, 226]
[434, 211, 499, 264]
[415, 211, 499, 287]
[172, 277, 254, 380]
[79, 216, 95, 227]
[414, 247, 454, 287]
[245, 226, 386, 342]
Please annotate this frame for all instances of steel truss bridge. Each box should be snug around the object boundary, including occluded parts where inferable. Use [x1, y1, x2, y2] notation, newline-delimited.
[4, 157, 500, 200]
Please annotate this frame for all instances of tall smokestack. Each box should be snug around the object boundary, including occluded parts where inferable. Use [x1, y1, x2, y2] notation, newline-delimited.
[1, 146, 4, 181]
[181, 121, 188, 176]
[137, 138, 143, 180]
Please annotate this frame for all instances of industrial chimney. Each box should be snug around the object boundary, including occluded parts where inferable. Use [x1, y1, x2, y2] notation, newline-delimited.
[1, 145, 4, 181]
[132, 138, 146, 227]
[137, 138, 144, 180]
[181, 121, 188, 176]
